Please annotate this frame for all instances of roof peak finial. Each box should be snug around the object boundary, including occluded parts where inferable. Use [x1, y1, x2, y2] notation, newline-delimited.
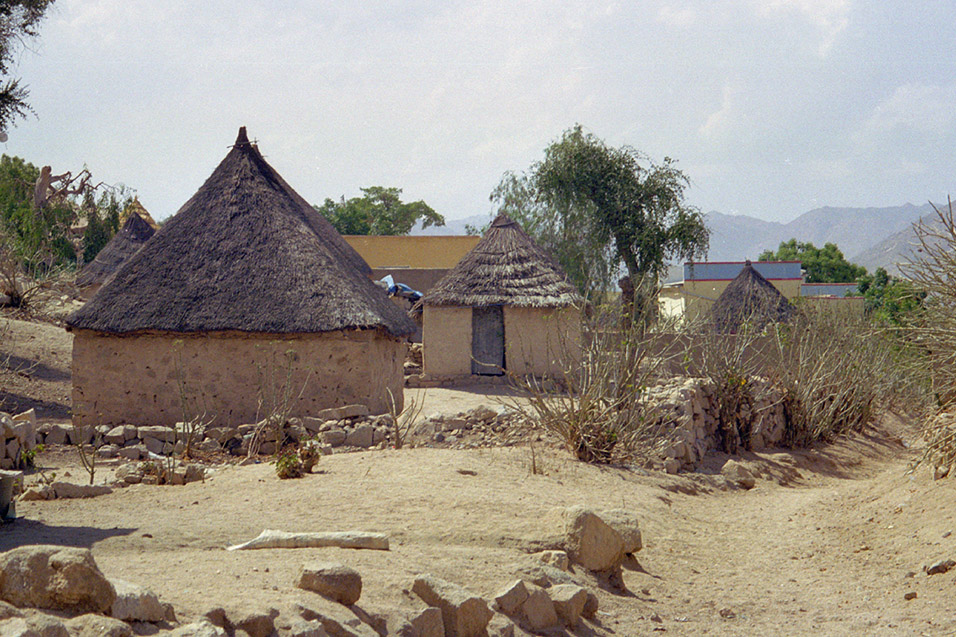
[235, 126, 250, 147]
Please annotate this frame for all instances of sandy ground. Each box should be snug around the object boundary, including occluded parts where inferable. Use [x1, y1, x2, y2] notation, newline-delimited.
[2, 317, 956, 636]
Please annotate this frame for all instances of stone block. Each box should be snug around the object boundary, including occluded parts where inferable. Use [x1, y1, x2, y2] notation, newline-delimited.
[295, 561, 362, 605]
[411, 574, 493, 637]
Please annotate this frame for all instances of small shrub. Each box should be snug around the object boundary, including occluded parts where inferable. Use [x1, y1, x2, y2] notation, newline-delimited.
[275, 449, 302, 480]
[18, 443, 43, 469]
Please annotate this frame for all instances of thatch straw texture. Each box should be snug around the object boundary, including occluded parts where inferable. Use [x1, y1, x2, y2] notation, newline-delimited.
[75, 209, 155, 289]
[68, 127, 413, 337]
[120, 198, 160, 230]
[424, 214, 581, 307]
[710, 262, 794, 333]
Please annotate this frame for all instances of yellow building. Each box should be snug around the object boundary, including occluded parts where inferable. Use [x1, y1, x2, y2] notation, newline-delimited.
[661, 261, 802, 323]
[344, 234, 480, 293]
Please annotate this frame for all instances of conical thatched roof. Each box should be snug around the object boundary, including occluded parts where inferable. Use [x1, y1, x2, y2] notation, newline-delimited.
[424, 213, 581, 307]
[119, 198, 160, 230]
[710, 261, 794, 333]
[75, 209, 155, 289]
[68, 127, 413, 337]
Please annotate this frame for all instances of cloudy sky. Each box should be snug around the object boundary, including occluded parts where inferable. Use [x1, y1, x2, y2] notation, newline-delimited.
[5, 1, 956, 224]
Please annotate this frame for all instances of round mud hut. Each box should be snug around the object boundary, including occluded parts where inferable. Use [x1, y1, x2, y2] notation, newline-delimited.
[421, 213, 582, 378]
[710, 260, 795, 333]
[67, 127, 414, 428]
[75, 204, 156, 297]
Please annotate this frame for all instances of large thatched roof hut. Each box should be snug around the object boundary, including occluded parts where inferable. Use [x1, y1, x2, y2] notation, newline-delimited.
[421, 213, 582, 377]
[67, 127, 413, 427]
[710, 260, 794, 333]
[75, 207, 156, 296]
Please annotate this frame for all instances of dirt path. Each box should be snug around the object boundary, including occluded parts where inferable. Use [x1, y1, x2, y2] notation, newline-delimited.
[628, 424, 956, 636]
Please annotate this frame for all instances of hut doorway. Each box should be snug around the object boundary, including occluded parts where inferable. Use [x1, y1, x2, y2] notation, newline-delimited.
[472, 306, 504, 375]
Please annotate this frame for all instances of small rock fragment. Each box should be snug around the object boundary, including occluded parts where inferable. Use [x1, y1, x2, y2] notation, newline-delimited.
[721, 460, 756, 489]
[924, 559, 955, 575]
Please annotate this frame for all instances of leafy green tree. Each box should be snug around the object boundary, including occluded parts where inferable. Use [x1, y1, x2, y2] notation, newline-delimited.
[315, 186, 444, 235]
[0, 1, 55, 130]
[758, 239, 866, 283]
[489, 169, 616, 296]
[0, 153, 73, 270]
[857, 267, 925, 325]
[495, 125, 709, 310]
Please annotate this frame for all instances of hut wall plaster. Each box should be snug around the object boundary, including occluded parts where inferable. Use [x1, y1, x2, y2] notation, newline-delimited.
[71, 329, 405, 427]
[421, 305, 472, 376]
[504, 306, 581, 376]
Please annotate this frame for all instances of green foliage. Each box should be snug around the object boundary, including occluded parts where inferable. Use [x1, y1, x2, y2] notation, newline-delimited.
[315, 186, 444, 235]
[0, 1, 54, 130]
[82, 189, 128, 263]
[0, 154, 133, 288]
[857, 267, 925, 326]
[274, 449, 302, 479]
[18, 442, 43, 468]
[490, 169, 615, 296]
[758, 239, 866, 283]
[0, 154, 74, 274]
[493, 125, 709, 302]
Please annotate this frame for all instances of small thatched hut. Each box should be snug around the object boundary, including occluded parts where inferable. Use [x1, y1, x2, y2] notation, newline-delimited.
[119, 198, 160, 230]
[710, 260, 794, 333]
[67, 127, 413, 427]
[75, 207, 156, 296]
[421, 213, 582, 377]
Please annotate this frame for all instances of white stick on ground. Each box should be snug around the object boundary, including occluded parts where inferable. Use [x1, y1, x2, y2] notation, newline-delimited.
[226, 529, 389, 551]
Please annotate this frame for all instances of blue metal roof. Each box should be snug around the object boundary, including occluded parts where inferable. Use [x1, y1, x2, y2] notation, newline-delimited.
[683, 261, 801, 281]
[800, 282, 860, 297]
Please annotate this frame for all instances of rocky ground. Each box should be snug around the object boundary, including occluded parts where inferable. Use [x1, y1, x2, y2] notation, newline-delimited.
[1, 316, 955, 635]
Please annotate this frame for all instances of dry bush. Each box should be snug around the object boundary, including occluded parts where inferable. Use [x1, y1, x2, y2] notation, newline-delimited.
[900, 198, 956, 473]
[386, 387, 424, 449]
[506, 299, 676, 464]
[681, 292, 926, 451]
[767, 309, 926, 447]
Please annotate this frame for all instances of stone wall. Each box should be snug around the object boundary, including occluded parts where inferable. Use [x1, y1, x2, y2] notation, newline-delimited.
[71, 329, 406, 428]
[644, 376, 787, 472]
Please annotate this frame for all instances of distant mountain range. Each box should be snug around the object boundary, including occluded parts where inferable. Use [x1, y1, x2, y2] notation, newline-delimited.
[410, 214, 488, 236]
[416, 204, 942, 275]
[704, 203, 936, 267]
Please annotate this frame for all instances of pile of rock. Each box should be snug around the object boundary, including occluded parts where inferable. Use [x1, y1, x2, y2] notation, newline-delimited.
[113, 461, 206, 487]
[31, 404, 399, 462]
[0, 544, 178, 636]
[643, 376, 787, 473]
[0, 409, 38, 470]
[406, 405, 532, 450]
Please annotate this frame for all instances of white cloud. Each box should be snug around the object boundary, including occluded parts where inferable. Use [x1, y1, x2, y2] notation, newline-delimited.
[657, 5, 696, 27]
[753, 0, 850, 55]
[699, 85, 737, 138]
[864, 83, 956, 136]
